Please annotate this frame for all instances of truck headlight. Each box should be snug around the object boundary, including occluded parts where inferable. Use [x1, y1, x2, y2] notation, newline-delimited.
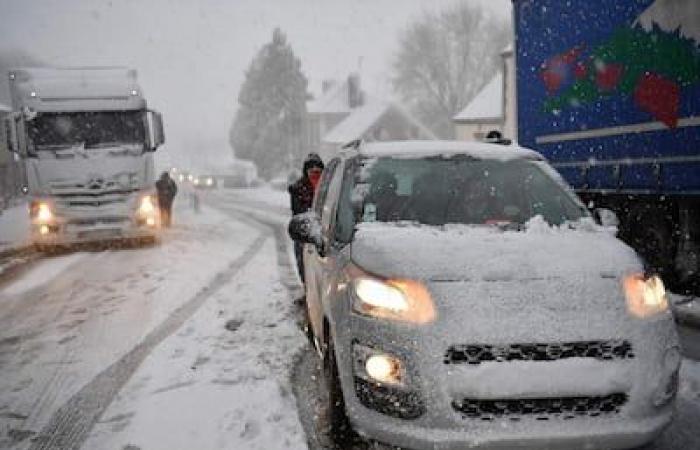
[138, 195, 156, 215]
[36, 202, 53, 222]
[351, 276, 436, 324]
[623, 274, 669, 318]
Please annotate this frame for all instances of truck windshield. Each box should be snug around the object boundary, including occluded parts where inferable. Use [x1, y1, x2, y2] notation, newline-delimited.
[27, 111, 146, 150]
[351, 156, 588, 227]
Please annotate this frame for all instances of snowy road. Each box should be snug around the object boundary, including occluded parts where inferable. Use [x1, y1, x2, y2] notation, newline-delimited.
[1, 188, 700, 450]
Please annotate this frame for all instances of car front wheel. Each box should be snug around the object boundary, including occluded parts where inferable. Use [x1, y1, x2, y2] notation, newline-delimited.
[324, 336, 352, 443]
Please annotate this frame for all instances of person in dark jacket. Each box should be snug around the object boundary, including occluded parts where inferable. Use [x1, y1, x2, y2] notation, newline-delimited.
[288, 153, 324, 282]
[156, 171, 178, 227]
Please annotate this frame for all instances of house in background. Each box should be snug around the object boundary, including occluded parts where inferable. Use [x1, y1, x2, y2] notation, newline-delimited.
[453, 45, 516, 142]
[306, 74, 434, 161]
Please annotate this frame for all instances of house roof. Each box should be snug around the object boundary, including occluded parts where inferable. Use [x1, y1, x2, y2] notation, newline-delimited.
[307, 81, 351, 114]
[322, 100, 389, 144]
[453, 71, 504, 123]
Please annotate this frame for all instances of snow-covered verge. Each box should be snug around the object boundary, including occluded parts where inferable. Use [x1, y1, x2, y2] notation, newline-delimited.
[82, 238, 307, 450]
[0, 200, 304, 449]
[0, 202, 30, 255]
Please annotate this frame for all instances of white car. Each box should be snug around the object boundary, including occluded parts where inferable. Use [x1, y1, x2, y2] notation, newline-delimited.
[289, 140, 680, 450]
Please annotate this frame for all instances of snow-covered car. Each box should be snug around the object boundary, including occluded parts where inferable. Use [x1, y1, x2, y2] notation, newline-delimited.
[288, 140, 680, 450]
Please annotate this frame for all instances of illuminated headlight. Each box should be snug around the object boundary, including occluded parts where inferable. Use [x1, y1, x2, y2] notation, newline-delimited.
[354, 344, 405, 386]
[179, 174, 185, 182]
[39, 225, 50, 235]
[351, 277, 435, 324]
[206, 178, 213, 186]
[36, 203, 53, 222]
[138, 195, 156, 215]
[193, 178, 200, 186]
[623, 274, 669, 318]
[188, 174, 194, 182]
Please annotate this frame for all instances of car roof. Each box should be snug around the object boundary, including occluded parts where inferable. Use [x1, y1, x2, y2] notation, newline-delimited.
[343, 140, 543, 162]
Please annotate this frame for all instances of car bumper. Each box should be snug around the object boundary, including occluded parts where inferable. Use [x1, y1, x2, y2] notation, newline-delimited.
[331, 294, 679, 450]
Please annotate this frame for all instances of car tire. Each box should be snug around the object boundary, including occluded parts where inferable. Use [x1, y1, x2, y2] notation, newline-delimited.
[324, 337, 353, 443]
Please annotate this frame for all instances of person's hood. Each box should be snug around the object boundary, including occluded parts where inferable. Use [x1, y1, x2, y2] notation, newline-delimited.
[28, 144, 152, 196]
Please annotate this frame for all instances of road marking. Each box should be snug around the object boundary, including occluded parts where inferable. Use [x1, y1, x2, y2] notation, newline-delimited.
[28, 232, 267, 450]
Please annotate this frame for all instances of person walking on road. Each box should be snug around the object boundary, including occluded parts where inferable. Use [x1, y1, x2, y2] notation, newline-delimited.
[156, 171, 178, 227]
[288, 153, 324, 283]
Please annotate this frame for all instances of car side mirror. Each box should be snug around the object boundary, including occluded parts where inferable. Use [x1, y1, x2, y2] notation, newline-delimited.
[146, 110, 165, 151]
[594, 208, 619, 230]
[288, 212, 323, 249]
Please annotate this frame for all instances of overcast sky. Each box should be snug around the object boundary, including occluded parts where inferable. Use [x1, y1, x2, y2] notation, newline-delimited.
[0, 0, 511, 168]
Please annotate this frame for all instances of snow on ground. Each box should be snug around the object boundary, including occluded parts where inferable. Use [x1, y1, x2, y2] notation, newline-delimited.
[2, 253, 86, 296]
[679, 358, 700, 402]
[0, 200, 268, 448]
[83, 237, 307, 450]
[0, 203, 30, 254]
[217, 185, 290, 211]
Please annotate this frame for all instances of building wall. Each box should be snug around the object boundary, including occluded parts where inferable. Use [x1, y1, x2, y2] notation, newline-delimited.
[455, 121, 503, 141]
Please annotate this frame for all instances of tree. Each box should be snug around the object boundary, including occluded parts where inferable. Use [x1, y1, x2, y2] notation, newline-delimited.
[392, 3, 511, 138]
[230, 28, 309, 180]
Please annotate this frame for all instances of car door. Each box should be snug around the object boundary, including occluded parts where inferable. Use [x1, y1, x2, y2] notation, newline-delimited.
[305, 158, 340, 341]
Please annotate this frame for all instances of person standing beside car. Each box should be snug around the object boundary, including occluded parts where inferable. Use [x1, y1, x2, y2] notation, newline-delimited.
[288, 153, 324, 283]
[156, 171, 178, 227]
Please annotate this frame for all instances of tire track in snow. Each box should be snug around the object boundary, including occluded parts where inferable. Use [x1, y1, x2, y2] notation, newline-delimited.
[27, 232, 268, 450]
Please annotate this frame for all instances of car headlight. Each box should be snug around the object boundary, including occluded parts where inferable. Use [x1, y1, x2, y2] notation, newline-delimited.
[193, 178, 200, 186]
[36, 202, 53, 222]
[206, 178, 213, 186]
[138, 195, 156, 215]
[623, 274, 669, 318]
[351, 276, 436, 324]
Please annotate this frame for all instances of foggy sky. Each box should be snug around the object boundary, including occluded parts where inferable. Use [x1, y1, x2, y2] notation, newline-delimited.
[0, 0, 510, 169]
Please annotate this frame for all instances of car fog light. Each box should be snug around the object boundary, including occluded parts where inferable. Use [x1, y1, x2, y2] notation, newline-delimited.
[354, 343, 405, 386]
[146, 217, 156, 227]
[366, 354, 402, 385]
[39, 225, 50, 235]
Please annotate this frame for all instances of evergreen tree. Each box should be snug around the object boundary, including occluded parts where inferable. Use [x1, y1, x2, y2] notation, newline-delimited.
[230, 28, 309, 180]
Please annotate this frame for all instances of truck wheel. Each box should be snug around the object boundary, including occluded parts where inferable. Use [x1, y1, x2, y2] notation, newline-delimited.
[324, 337, 353, 444]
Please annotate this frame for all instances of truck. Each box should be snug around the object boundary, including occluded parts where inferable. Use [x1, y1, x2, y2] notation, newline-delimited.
[3, 67, 165, 250]
[513, 0, 700, 287]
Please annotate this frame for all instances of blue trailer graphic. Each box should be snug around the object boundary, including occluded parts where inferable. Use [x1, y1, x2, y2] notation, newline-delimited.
[514, 0, 700, 284]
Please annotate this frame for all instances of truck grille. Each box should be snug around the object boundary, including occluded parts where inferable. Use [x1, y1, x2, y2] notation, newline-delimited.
[444, 340, 634, 365]
[452, 393, 628, 421]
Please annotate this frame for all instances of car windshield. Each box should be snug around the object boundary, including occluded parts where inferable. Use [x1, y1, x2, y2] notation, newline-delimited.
[352, 155, 587, 227]
[27, 111, 146, 150]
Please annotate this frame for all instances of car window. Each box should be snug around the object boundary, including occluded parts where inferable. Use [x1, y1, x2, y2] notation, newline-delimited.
[354, 156, 588, 227]
[320, 158, 344, 242]
[312, 158, 338, 217]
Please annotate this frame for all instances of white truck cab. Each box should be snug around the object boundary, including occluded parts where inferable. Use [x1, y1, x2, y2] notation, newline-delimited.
[4, 67, 165, 249]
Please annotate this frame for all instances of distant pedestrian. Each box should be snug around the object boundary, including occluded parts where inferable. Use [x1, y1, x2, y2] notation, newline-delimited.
[156, 171, 178, 227]
[288, 153, 324, 282]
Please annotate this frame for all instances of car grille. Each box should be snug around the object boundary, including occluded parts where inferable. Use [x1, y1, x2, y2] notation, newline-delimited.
[452, 393, 628, 421]
[444, 340, 634, 365]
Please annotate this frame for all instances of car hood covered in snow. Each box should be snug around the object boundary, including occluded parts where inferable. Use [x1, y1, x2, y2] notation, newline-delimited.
[351, 219, 648, 342]
[351, 219, 642, 282]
